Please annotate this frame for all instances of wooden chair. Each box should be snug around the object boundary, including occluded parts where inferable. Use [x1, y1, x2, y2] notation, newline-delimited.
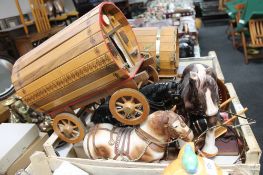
[219, 0, 232, 11]
[241, 19, 263, 64]
[15, 0, 51, 34]
[15, 0, 64, 55]
[229, 5, 244, 47]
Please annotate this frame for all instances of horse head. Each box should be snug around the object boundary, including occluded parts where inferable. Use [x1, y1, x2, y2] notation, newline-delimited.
[144, 110, 193, 142]
[180, 64, 219, 124]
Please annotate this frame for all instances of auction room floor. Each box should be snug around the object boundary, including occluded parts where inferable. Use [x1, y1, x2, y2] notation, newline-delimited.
[199, 24, 263, 173]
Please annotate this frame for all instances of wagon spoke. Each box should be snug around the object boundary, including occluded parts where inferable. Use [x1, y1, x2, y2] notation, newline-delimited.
[61, 119, 67, 125]
[121, 97, 127, 102]
[116, 102, 125, 107]
[58, 124, 64, 132]
[71, 132, 78, 138]
[72, 130, 79, 135]
[72, 125, 78, 129]
[117, 108, 124, 112]
[134, 103, 142, 108]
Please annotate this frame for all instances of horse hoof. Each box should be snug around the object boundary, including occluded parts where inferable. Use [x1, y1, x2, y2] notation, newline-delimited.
[201, 144, 218, 158]
[200, 150, 218, 158]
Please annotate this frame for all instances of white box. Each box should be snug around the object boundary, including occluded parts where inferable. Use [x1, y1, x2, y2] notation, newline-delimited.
[0, 123, 39, 174]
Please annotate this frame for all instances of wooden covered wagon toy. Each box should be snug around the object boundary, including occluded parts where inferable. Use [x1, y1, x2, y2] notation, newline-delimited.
[11, 2, 157, 144]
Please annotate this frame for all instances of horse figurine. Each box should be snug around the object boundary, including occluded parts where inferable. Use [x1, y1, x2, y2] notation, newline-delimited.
[163, 142, 223, 175]
[180, 63, 220, 157]
[83, 110, 193, 162]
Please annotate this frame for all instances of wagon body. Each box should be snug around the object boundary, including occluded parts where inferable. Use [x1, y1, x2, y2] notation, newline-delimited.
[11, 2, 143, 115]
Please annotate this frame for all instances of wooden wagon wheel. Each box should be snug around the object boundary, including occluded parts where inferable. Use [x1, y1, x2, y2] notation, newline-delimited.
[53, 113, 85, 143]
[109, 88, 150, 125]
[146, 65, 159, 84]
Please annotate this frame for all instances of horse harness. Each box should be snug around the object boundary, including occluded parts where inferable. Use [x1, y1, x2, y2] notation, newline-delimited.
[86, 125, 166, 161]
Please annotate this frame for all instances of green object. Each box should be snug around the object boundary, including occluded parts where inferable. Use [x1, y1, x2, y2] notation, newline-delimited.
[236, 0, 263, 31]
[225, 0, 247, 19]
[182, 144, 198, 174]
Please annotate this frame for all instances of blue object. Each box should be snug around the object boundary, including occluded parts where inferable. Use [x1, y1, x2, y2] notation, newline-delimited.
[182, 144, 198, 174]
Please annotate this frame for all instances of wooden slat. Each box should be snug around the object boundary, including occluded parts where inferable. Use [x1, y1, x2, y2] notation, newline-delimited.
[160, 43, 176, 52]
[16, 42, 109, 97]
[250, 20, 257, 45]
[160, 36, 176, 43]
[138, 42, 155, 52]
[40, 0, 51, 31]
[160, 27, 176, 35]
[37, 70, 124, 112]
[136, 36, 157, 43]
[133, 27, 157, 36]
[13, 18, 100, 76]
[249, 19, 263, 47]
[33, 63, 118, 108]
[13, 27, 104, 90]
[21, 52, 115, 106]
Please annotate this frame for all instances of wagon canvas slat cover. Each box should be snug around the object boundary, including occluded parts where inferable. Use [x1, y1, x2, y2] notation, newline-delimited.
[11, 2, 142, 114]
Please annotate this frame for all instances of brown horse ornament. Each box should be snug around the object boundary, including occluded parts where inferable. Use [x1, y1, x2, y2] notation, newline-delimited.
[83, 110, 193, 162]
[181, 63, 220, 157]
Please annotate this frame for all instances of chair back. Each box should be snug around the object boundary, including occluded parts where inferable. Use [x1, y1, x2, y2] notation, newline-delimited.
[249, 19, 263, 47]
[29, 0, 51, 33]
[15, 0, 51, 34]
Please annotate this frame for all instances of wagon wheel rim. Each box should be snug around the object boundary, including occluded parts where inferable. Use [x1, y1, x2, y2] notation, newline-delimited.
[146, 65, 159, 84]
[109, 88, 150, 125]
[53, 113, 85, 143]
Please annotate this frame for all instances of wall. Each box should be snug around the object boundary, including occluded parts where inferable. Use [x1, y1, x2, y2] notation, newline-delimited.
[0, 0, 31, 19]
[0, 0, 76, 19]
[63, 0, 76, 12]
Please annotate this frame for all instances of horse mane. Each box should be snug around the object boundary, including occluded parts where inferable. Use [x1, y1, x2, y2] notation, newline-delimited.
[180, 64, 219, 112]
[148, 111, 170, 136]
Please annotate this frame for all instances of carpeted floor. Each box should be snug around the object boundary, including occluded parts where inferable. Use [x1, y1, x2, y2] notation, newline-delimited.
[199, 24, 263, 173]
